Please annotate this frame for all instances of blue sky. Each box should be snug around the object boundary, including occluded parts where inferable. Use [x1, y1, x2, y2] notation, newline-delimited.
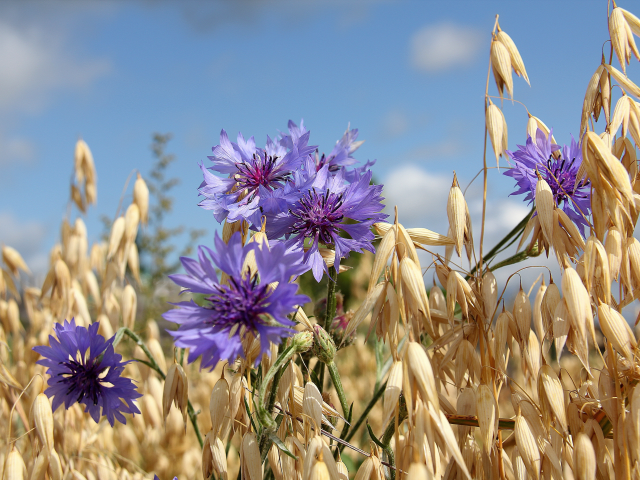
[0, 0, 622, 284]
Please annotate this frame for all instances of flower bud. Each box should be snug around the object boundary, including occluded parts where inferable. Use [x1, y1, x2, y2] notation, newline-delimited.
[312, 325, 336, 364]
[291, 331, 313, 353]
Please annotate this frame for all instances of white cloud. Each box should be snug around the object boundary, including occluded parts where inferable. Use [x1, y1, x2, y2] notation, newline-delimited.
[0, 21, 110, 113]
[410, 22, 483, 73]
[383, 164, 450, 228]
[0, 212, 49, 275]
[0, 132, 36, 166]
[381, 109, 410, 139]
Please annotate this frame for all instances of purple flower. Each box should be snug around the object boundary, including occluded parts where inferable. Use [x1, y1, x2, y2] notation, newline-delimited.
[198, 121, 316, 227]
[263, 159, 387, 281]
[163, 232, 310, 370]
[504, 129, 591, 235]
[33, 319, 142, 426]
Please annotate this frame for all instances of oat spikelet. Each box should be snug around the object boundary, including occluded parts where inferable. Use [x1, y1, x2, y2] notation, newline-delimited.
[580, 64, 605, 135]
[163, 362, 189, 429]
[133, 173, 149, 226]
[496, 28, 529, 85]
[477, 384, 497, 456]
[1, 246, 30, 277]
[610, 7, 640, 75]
[405, 341, 439, 412]
[486, 100, 508, 167]
[515, 412, 540, 480]
[382, 360, 403, 427]
[491, 35, 514, 99]
[4, 447, 26, 480]
[121, 284, 137, 329]
[447, 173, 467, 256]
[573, 433, 596, 480]
[597, 302, 636, 363]
[31, 393, 54, 451]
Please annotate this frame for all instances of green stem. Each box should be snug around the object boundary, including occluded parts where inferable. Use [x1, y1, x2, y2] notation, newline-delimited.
[257, 344, 297, 433]
[113, 327, 204, 448]
[327, 361, 350, 438]
[488, 243, 540, 273]
[341, 380, 387, 450]
[324, 266, 338, 331]
[466, 207, 534, 279]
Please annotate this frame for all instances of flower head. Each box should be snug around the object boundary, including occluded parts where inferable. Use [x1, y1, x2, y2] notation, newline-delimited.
[199, 121, 316, 227]
[504, 129, 591, 234]
[163, 232, 310, 370]
[33, 319, 142, 426]
[263, 160, 387, 281]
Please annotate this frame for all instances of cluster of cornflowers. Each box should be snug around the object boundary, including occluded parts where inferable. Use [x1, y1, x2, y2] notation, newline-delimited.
[30, 120, 386, 430]
[164, 120, 387, 370]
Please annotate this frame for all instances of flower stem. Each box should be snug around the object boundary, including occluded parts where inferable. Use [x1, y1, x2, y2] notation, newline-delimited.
[340, 380, 387, 450]
[327, 361, 350, 438]
[467, 206, 534, 279]
[257, 343, 297, 433]
[114, 327, 204, 448]
[324, 266, 338, 331]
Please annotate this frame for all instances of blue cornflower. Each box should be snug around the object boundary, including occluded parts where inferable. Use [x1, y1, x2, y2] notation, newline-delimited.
[263, 159, 387, 281]
[33, 319, 142, 426]
[198, 122, 316, 227]
[163, 232, 310, 370]
[504, 129, 591, 234]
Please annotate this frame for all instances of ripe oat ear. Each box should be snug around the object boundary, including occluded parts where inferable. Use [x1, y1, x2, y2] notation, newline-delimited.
[447, 173, 467, 257]
[496, 28, 529, 85]
[486, 100, 508, 167]
[490, 35, 513, 100]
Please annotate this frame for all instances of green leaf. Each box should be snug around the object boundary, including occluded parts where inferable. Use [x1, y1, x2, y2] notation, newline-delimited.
[112, 327, 126, 348]
[269, 433, 297, 460]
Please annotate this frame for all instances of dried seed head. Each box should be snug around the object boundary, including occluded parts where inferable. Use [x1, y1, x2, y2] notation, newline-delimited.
[133, 173, 149, 226]
[447, 173, 467, 256]
[4, 447, 27, 480]
[527, 116, 556, 148]
[491, 36, 514, 99]
[573, 433, 596, 480]
[124, 203, 140, 244]
[241, 433, 263, 480]
[107, 216, 126, 259]
[513, 287, 531, 348]
[163, 363, 189, 429]
[605, 228, 623, 282]
[1, 246, 30, 278]
[127, 243, 141, 285]
[209, 376, 230, 437]
[486, 101, 508, 167]
[538, 365, 567, 433]
[515, 412, 541, 480]
[481, 270, 498, 320]
[382, 360, 403, 427]
[598, 302, 636, 362]
[610, 8, 640, 75]
[31, 393, 54, 451]
[580, 65, 606, 135]
[405, 341, 439, 411]
[534, 177, 555, 247]
[496, 29, 529, 85]
[477, 384, 497, 456]
[121, 284, 137, 329]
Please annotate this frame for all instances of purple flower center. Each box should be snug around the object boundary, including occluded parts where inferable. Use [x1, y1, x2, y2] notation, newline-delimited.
[234, 153, 289, 198]
[207, 273, 272, 330]
[541, 156, 589, 208]
[61, 353, 108, 406]
[289, 189, 345, 245]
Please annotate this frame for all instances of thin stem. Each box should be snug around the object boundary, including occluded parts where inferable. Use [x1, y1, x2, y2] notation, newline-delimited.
[257, 344, 297, 432]
[327, 361, 351, 439]
[466, 207, 534, 279]
[324, 266, 338, 331]
[479, 15, 501, 278]
[486, 244, 540, 273]
[114, 327, 204, 448]
[341, 380, 387, 449]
